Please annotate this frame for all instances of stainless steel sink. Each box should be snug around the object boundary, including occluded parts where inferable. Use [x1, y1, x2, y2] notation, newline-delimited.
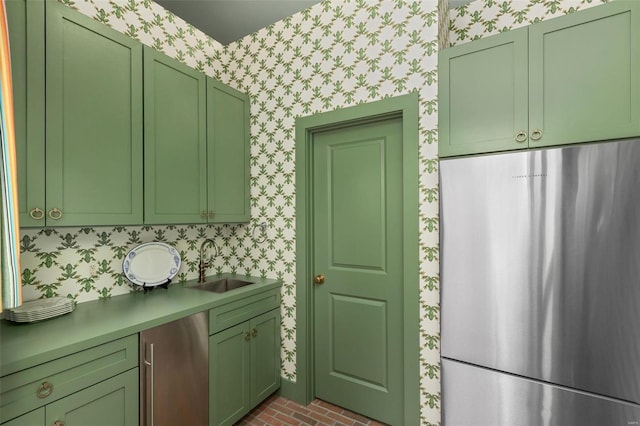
[190, 278, 254, 293]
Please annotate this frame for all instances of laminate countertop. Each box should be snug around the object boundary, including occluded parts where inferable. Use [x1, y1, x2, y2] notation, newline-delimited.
[0, 273, 281, 376]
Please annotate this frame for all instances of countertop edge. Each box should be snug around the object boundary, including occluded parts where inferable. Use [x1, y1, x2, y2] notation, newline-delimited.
[0, 274, 282, 376]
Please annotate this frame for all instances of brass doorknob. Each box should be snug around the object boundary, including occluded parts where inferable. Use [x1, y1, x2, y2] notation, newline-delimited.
[314, 274, 325, 284]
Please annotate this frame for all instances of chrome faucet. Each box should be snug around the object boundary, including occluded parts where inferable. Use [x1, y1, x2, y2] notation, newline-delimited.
[198, 238, 219, 283]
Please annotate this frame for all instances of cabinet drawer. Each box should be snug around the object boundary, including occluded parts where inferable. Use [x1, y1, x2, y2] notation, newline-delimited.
[0, 334, 138, 423]
[209, 288, 280, 335]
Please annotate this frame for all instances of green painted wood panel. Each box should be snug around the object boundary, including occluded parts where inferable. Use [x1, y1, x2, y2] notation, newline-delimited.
[312, 117, 404, 425]
[250, 309, 280, 406]
[6, 0, 45, 227]
[45, 368, 138, 426]
[439, 27, 529, 157]
[143, 47, 207, 224]
[0, 335, 137, 423]
[207, 79, 251, 223]
[45, 1, 143, 226]
[209, 322, 251, 426]
[208, 287, 280, 335]
[1, 407, 43, 426]
[529, 1, 640, 147]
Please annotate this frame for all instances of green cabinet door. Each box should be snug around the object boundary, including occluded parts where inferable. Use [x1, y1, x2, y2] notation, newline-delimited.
[45, 368, 138, 426]
[144, 47, 207, 224]
[209, 322, 251, 426]
[2, 408, 44, 426]
[529, 1, 640, 147]
[209, 308, 280, 426]
[249, 309, 280, 407]
[206, 79, 251, 223]
[439, 27, 529, 157]
[6, 0, 45, 227]
[45, 1, 143, 226]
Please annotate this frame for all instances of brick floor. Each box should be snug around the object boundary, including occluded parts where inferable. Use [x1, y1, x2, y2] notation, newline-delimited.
[236, 395, 389, 426]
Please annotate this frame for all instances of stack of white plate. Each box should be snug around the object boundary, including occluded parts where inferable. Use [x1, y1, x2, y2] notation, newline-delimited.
[4, 297, 75, 323]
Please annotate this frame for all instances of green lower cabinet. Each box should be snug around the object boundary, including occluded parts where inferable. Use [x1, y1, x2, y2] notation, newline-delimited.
[209, 309, 280, 426]
[1, 369, 137, 426]
[45, 369, 138, 426]
[2, 408, 44, 426]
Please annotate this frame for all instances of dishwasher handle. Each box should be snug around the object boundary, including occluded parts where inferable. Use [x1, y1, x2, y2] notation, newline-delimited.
[143, 342, 155, 426]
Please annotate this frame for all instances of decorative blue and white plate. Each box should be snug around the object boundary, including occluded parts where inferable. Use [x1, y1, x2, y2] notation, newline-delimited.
[123, 242, 181, 287]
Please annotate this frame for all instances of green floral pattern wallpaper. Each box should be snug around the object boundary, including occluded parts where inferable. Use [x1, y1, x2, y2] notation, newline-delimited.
[215, 1, 442, 422]
[16, 0, 616, 424]
[449, 0, 608, 46]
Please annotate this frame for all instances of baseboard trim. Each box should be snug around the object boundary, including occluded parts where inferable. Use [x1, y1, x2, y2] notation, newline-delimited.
[278, 377, 308, 404]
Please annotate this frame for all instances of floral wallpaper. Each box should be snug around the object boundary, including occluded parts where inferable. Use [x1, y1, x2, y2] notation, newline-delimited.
[15, 0, 619, 424]
[449, 0, 609, 46]
[216, 1, 442, 422]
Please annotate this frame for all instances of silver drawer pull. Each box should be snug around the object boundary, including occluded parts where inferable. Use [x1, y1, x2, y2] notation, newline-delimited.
[36, 381, 54, 398]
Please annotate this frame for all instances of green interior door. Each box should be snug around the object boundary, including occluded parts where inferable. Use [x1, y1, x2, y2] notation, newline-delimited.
[313, 117, 404, 425]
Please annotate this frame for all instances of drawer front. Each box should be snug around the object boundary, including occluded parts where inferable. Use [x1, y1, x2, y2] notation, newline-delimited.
[209, 288, 280, 335]
[0, 334, 138, 423]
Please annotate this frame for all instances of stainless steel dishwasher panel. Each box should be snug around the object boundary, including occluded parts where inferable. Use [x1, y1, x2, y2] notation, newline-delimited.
[140, 311, 209, 426]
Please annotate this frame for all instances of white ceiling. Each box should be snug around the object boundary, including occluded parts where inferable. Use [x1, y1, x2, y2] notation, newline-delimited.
[156, 0, 478, 46]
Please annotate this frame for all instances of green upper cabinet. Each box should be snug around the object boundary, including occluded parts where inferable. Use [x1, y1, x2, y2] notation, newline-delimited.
[7, 0, 45, 227]
[206, 79, 251, 223]
[143, 47, 207, 224]
[439, 1, 640, 157]
[144, 50, 250, 225]
[529, 1, 640, 147]
[439, 28, 528, 157]
[45, 1, 143, 225]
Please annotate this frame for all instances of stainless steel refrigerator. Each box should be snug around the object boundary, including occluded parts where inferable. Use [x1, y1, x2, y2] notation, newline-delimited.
[440, 140, 640, 425]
